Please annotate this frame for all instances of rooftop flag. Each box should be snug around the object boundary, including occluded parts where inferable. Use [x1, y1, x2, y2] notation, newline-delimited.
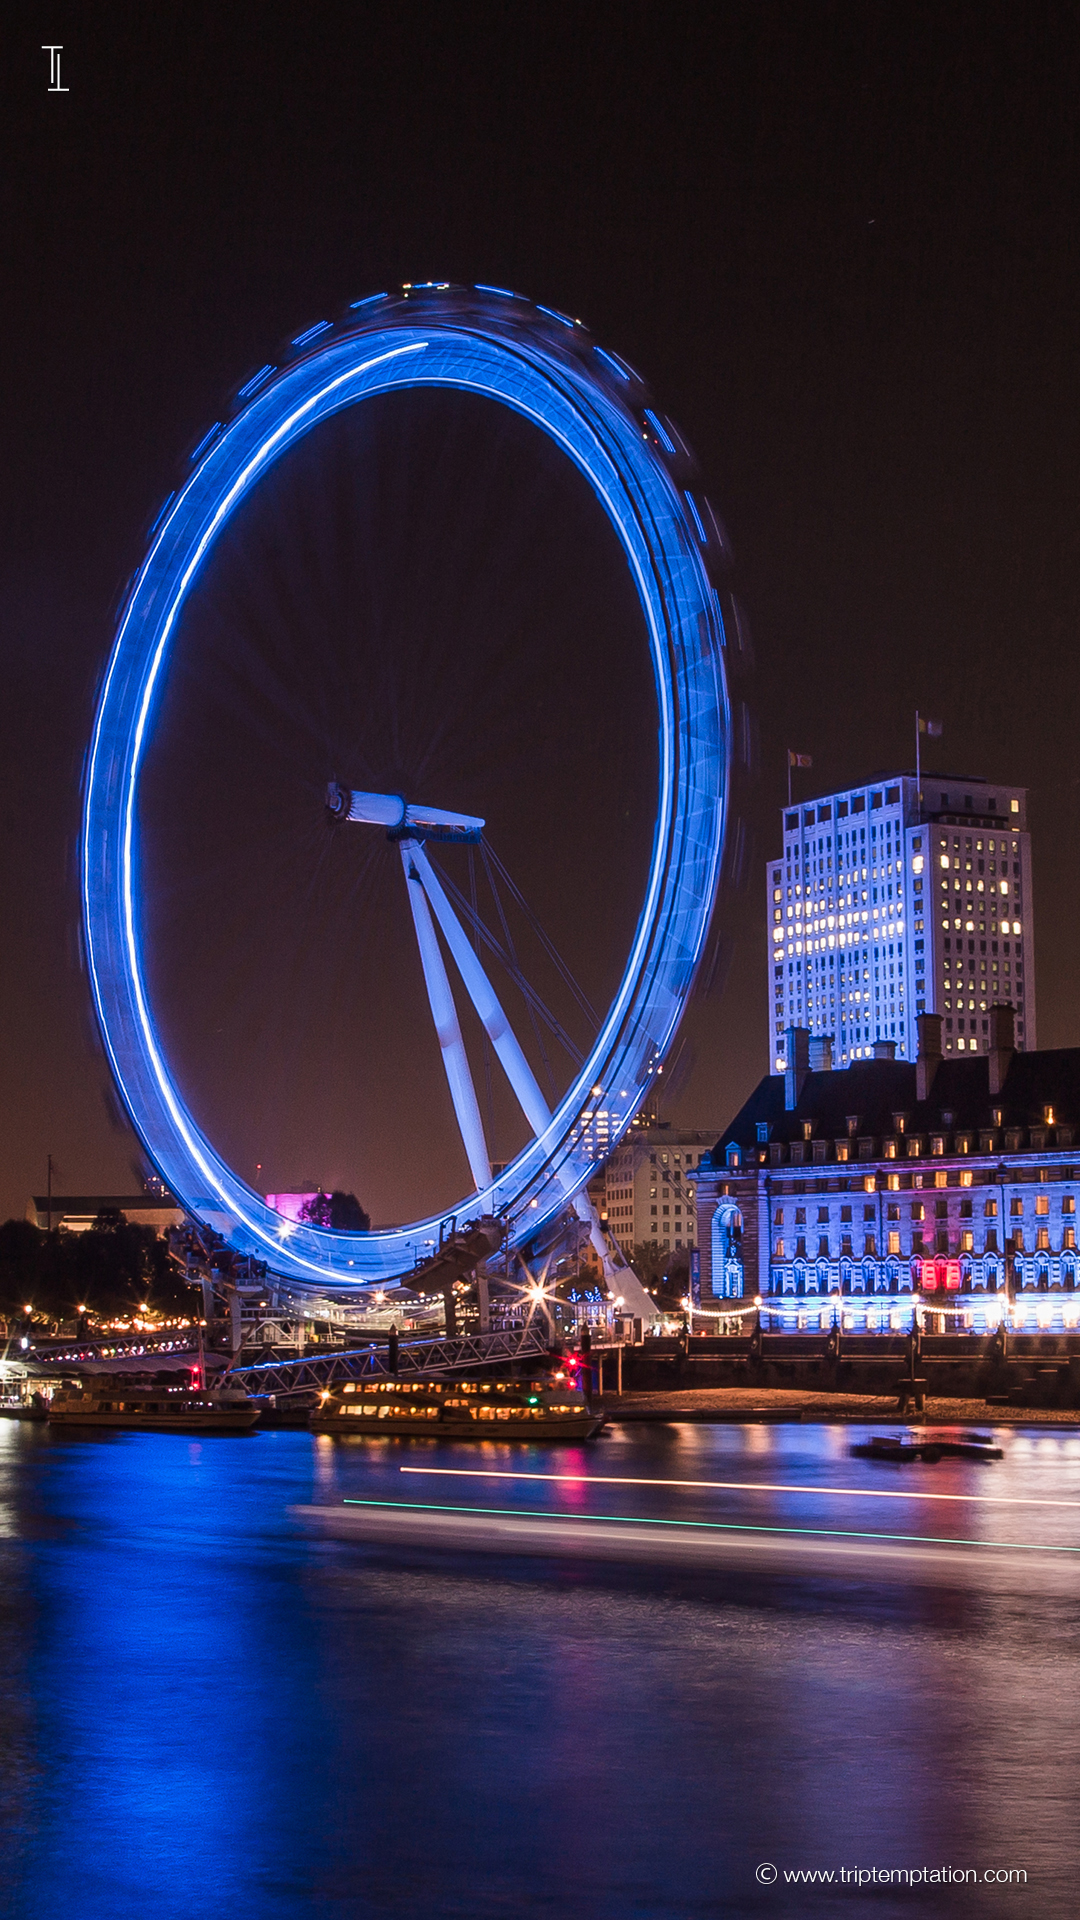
[915, 711, 942, 805]
[786, 749, 812, 804]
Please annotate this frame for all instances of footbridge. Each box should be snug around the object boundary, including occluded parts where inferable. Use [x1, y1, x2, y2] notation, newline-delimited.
[223, 1323, 554, 1403]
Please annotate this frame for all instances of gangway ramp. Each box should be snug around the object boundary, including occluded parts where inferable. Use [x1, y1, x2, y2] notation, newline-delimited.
[224, 1323, 553, 1403]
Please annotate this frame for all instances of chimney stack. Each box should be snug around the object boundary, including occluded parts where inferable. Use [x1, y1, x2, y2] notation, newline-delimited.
[873, 1039, 897, 1060]
[783, 1026, 810, 1111]
[988, 1003, 1016, 1098]
[808, 1034, 833, 1073]
[916, 1012, 943, 1102]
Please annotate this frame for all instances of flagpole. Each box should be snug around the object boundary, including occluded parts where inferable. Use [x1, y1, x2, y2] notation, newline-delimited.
[787, 750, 792, 808]
[915, 711, 921, 812]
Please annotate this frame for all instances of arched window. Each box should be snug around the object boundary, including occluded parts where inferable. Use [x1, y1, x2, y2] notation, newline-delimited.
[711, 1201, 744, 1299]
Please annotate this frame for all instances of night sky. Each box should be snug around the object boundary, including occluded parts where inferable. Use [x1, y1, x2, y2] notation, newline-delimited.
[4, 3, 1080, 1225]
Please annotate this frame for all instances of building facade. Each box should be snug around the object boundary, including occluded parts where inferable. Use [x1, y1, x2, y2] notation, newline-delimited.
[26, 1192, 184, 1234]
[697, 1009, 1080, 1333]
[768, 772, 1035, 1071]
[597, 1125, 717, 1258]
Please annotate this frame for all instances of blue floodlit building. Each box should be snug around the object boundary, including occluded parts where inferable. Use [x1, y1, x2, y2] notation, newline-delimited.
[767, 771, 1036, 1071]
[696, 1006, 1080, 1334]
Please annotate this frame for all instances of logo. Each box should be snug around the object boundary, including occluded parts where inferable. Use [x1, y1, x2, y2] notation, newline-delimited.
[42, 45, 69, 92]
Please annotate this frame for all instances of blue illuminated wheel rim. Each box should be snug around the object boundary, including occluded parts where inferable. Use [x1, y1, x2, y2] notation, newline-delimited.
[82, 288, 731, 1287]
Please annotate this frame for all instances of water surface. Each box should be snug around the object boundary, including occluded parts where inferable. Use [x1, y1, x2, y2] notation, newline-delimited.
[2, 1419, 1077, 1917]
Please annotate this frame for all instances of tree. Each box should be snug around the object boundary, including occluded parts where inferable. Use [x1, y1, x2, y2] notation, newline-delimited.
[0, 1219, 44, 1309]
[632, 1239, 690, 1308]
[299, 1190, 371, 1232]
[0, 1216, 199, 1321]
[631, 1241, 665, 1287]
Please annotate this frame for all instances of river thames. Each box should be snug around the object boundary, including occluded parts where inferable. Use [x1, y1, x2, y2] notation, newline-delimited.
[2, 1417, 1077, 1917]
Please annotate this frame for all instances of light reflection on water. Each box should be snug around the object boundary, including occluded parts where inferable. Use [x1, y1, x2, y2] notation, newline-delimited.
[0, 1417, 1077, 1918]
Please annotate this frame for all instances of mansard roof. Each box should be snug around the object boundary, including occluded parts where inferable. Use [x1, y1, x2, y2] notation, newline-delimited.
[710, 1048, 1080, 1158]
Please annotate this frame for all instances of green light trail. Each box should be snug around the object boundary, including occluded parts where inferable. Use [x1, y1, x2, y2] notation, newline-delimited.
[341, 1496, 1080, 1555]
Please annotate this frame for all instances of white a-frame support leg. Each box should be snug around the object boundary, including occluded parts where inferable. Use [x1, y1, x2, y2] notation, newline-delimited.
[406, 843, 614, 1266]
[401, 835, 650, 1314]
[400, 843, 492, 1192]
[406, 841, 552, 1140]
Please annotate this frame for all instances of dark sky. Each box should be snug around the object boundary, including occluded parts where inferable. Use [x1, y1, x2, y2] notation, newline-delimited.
[3, 2, 1080, 1224]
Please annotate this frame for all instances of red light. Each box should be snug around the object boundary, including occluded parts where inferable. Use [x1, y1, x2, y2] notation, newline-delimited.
[919, 1257, 961, 1293]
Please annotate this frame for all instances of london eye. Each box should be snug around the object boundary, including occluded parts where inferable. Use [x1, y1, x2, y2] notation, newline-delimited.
[81, 285, 732, 1291]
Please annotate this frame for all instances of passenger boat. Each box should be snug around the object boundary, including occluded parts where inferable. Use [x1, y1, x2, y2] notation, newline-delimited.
[309, 1373, 604, 1440]
[47, 1375, 261, 1433]
[852, 1430, 1002, 1464]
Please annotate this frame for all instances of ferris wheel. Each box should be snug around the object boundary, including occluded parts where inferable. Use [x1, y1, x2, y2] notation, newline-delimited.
[81, 284, 732, 1290]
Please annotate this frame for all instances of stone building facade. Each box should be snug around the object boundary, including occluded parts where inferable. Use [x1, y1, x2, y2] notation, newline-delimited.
[696, 1008, 1080, 1332]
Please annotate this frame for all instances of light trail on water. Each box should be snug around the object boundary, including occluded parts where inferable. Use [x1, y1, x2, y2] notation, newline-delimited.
[399, 1465, 1080, 1514]
[342, 1496, 1080, 1556]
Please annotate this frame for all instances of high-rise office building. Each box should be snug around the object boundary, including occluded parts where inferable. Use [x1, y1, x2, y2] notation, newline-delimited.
[767, 772, 1035, 1070]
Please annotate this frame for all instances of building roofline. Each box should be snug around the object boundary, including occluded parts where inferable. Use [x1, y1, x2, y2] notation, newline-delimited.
[29, 1195, 180, 1210]
[778, 771, 1025, 814]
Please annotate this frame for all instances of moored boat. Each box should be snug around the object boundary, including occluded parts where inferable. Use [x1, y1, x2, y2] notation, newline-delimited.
[309, 1373, 603, 1440]
[48, 1374, 261, 1432]
[852, 1430, 1002, 1464]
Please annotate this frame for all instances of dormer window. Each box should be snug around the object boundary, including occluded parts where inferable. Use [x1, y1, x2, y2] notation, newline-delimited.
[992, 1107, 1003, 1127]
[802, 1120, 813, 1140]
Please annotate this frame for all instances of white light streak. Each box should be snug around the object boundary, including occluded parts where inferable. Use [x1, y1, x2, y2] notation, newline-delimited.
[399, 1464, 1080, 1513]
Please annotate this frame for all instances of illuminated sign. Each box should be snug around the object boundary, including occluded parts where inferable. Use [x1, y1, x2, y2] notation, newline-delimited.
[916, 1256, 962, 1293]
